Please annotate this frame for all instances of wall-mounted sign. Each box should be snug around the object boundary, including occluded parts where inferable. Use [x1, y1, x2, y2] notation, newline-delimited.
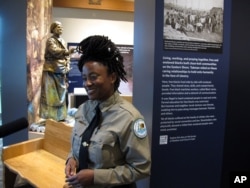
[89, 0, 102, 5]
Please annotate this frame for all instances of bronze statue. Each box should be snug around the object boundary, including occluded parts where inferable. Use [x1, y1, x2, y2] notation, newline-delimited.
[40, 21, 75, 121]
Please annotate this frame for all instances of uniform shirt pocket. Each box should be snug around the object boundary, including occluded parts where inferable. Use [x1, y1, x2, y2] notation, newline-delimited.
[89, 131, 122, 168]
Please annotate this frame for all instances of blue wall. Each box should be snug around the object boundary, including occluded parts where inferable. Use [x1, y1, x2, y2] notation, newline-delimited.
[0, 0, 28, 146]
[133, 0, 155, 188]
[134, 0, 250, 188]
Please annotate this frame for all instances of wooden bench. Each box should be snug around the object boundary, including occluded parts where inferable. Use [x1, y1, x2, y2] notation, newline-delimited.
[2, 119, 73, 188]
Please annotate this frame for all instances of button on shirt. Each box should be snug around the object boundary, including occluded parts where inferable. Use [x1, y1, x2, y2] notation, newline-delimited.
[67, 92, 151, 187]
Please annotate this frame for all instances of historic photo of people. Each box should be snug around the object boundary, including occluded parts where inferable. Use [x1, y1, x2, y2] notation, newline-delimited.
[163, 0, 224, 53]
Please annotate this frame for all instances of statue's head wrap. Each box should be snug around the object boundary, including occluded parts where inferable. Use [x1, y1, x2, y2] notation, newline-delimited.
[50, 21, 62, 34]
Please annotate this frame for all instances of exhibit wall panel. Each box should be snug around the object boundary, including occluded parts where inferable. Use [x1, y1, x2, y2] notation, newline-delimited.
[150, 0, 232, 187]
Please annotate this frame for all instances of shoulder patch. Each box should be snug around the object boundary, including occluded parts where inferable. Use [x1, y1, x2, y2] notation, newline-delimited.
[133, 118, 147, 138]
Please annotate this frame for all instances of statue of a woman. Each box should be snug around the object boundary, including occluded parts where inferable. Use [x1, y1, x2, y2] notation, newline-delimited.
[40, 21, 74, 121]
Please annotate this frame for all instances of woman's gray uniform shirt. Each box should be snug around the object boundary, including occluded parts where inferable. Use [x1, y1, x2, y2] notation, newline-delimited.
[67, 92, 151, 187]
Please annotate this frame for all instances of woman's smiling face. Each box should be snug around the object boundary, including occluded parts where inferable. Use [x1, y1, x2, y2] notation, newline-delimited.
[81, 61, 116, 101]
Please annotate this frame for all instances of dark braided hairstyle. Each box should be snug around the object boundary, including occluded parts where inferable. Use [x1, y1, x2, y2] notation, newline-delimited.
[77, 35, 127, 92]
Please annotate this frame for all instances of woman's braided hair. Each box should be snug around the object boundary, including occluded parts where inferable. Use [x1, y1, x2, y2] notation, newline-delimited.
[77, 35, 127, 92]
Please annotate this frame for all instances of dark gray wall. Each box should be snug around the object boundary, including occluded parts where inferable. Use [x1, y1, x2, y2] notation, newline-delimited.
[133, 0, 155, 188]
[0, 0, 28, 146]
[221, 0, 250, 187]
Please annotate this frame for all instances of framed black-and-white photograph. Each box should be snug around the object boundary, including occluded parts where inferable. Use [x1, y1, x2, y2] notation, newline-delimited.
[163, 0, 224, 53]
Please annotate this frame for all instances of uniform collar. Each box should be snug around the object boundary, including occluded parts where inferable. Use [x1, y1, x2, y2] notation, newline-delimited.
[97, 92, 120, 113]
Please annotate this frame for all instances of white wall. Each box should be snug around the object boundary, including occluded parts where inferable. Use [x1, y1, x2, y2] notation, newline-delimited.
[53, 7, 134, 45]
